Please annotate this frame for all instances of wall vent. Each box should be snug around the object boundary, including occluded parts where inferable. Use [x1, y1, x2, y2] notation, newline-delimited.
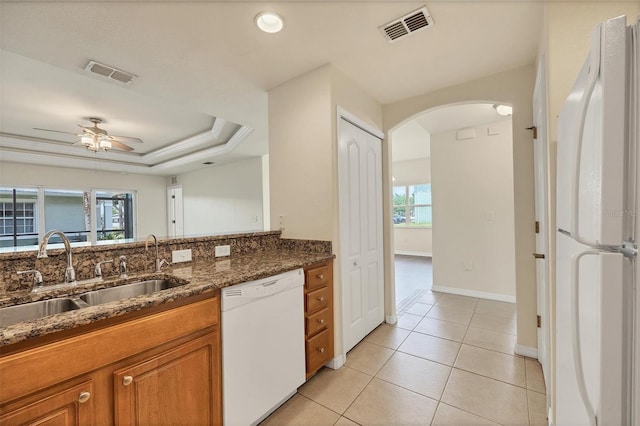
[84, 60, 136, 85]
[379, 6, 434, 43]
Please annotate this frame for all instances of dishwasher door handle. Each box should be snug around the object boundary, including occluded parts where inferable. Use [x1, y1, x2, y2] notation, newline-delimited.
[262, 280, 277, 287]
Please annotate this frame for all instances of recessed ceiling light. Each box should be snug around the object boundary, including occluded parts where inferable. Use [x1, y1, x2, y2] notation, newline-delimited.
[494, 104, 513, 116]
[255, 12, 284, 33]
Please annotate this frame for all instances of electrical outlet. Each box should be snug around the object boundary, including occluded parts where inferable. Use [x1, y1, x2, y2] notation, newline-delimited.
[172, 249, 192, 263]
[463, 260, 473, 271]
[215, 245, 231, 257]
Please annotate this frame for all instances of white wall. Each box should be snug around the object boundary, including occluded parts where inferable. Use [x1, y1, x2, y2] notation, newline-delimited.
[391, 120, 431, 161]
[0, 162, 167, 238]
[178, 157, 264, 235]
[431, 120, 517, 300]
[269, 65, 333, 240]
[269, 63, 383, 358]
[392, 158, 432, 256]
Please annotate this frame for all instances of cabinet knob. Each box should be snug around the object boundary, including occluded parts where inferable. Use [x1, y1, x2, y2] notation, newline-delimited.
[317, 296, 325, 302]
[78, 392, 91, 403]
[317, 274, 324, 280]
[123, 375, 134, 386]
[318, 347, 325, 353]
[317, 318, 325, 324]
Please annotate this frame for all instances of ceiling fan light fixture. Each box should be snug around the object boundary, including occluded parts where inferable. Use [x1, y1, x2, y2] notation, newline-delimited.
[81, 135, 94, 146]
[255, 12, 284, 33]
[99, 139, 112, 150]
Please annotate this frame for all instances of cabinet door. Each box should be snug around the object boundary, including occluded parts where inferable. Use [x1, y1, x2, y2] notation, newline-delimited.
[0, 380, 94, 426]
[113, 332, 220, 426]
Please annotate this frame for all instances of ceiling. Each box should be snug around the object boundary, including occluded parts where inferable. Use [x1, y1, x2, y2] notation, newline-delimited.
[392, 103, 511, 161]
[0, 1, 543, 176]
[415, 103, 512, 135]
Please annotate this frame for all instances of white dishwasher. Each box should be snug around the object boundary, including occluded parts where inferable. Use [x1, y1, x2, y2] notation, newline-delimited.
[221, 268, 305, 426]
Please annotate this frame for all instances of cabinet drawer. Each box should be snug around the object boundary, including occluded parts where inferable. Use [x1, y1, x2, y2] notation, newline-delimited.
[306, 265, 330, 291]
[306, 308, 330, 337]
[306, 287, 329, 313]
[305, 329, 331, 373]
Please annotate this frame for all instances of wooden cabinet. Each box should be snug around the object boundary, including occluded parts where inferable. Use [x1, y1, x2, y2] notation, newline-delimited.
[0, 292, 222, 425]
[0, 379, 95, 425]
[114, 333, 219, 425]
[304, 260, 334, 378]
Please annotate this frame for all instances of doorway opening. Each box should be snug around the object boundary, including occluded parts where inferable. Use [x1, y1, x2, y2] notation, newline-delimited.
[390, 101, 517, 323]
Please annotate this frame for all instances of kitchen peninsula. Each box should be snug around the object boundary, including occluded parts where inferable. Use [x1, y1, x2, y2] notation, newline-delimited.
[0, 231, 334, 425]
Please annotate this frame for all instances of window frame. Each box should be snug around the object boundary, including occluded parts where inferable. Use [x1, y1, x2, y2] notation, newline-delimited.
[392, 183, 432, 228]
[0, 185, 137, 252]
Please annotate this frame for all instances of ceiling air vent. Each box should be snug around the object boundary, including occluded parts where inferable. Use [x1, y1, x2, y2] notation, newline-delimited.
[84, 60, 137, 85]
[380, 6, 434, 43]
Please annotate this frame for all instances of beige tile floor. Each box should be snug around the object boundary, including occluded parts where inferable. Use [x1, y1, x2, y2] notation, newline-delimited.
[261, 292, 548, 426]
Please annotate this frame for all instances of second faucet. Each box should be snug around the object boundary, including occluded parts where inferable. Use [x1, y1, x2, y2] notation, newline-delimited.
[145, 234, 170, 272]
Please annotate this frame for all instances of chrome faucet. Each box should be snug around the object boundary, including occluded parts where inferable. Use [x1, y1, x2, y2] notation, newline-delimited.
[119, 255, 128, 279]
[94, 259, 114, 279]
[145, 234, 169, 272]
[17, 269, 43, 290]
[38, 230, 76, 284]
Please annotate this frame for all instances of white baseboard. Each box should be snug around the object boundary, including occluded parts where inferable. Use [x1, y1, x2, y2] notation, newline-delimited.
[514, 344, 538, 359]
[385, 314, 398, 324]
[431, 285, 516, 303]
[394, 251, 432, 257]
[325, 354, 345, 370]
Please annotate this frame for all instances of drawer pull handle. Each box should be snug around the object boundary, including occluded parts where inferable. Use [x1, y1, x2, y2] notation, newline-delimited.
[317, 296, 325, 302]
[317, 318, 325, 324]
[318, 347, 325, 353]
[123, 376, 134, 386]
[78, 392, 91, 403]
[317, 274, 324, 280]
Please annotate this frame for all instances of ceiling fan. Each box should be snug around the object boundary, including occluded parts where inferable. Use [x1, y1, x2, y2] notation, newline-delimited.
[34, 117, 143, 152]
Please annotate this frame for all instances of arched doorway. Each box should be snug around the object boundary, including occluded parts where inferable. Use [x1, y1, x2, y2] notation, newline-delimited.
[389, 102, 517, 329]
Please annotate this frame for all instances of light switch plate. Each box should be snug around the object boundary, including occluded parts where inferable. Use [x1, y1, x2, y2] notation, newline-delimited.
[172, 249, 192, 263]
[215, 245, 231, 257]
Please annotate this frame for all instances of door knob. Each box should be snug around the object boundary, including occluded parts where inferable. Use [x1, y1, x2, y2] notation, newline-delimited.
[122, 375, 134, 386]
[78, 392, 91, 403]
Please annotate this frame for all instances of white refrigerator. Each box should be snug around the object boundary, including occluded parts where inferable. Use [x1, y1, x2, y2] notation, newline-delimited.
[556, 15, 639, 426]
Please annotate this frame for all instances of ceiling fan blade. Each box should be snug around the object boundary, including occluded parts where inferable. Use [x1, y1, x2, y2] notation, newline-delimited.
[109, 140, 134, 152]
[33, 127, 81, 137]
[77, 124, 98, 135]
[110, 135, 143, 144]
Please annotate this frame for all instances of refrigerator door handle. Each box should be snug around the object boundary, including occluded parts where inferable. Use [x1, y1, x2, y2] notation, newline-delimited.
[571, 25, 602, 247]
[571, 250, 600, 426]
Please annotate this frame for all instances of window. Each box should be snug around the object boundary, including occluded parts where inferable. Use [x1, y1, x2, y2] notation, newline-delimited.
[393, 184, 432, 227]
[44, 189, 89, 243]
[0, 186, 136, 251]
[0, 188, 39, 247]
[96, 192, 133, 241]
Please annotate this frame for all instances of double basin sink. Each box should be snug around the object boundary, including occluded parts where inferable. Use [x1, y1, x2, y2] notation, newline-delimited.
[0, 279, 184, 328]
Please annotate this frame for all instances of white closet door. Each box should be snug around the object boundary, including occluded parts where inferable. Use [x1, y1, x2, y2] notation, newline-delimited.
[167, 186, 184, 238]
[338, 116, 384, 353]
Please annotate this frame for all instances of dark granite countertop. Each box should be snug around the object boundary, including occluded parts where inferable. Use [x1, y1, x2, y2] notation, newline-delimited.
[0, 250, 334, 346]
